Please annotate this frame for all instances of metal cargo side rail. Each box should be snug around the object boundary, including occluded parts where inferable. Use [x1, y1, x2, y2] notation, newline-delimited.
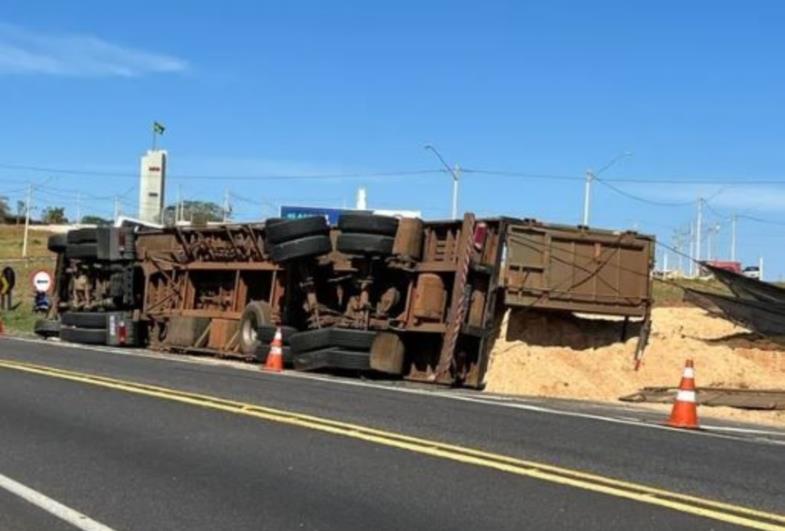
[501, 220, 655, 366]
[503, 220, 654, 316]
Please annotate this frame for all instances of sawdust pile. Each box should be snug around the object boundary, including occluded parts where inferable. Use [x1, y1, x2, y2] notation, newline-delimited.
[484, 307, 785, 425]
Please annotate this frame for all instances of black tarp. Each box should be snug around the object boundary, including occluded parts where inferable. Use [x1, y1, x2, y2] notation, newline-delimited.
[684, 288, 785, 337]
[702, 262, 785, 304]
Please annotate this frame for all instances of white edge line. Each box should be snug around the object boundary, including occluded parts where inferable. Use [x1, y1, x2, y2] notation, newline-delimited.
[5, 336, 785, 444]
[0, 472, 115, 531]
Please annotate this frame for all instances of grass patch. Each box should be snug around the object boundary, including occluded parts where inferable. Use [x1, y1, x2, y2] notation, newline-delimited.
[0, 225, 57, 335]
[653, 277, 731, 307]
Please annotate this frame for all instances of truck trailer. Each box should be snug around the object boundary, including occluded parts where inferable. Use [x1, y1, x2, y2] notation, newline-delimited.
[38, 213, 654, 388]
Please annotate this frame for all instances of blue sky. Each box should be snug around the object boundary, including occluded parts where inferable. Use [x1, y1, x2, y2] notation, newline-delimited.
[2, 1, 785, 276]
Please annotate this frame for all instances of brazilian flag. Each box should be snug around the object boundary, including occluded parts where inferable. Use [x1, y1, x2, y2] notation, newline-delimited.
[153, 121, 165, 135]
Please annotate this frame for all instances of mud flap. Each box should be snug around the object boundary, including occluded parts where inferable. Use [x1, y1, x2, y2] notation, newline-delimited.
[370, 332, 405, 375]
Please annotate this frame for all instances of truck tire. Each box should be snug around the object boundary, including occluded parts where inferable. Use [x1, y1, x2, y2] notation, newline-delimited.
[258, 325, 298, 344]
[65, 243, 98, 260]
[328, 349, 372, 371]
[338, 213, 398, 236]
[61, 312, 107, 329]
[239, 301, 272, 355]
[61, 326, 106, 345]
[47, 234, 67, 253]
[265, 217, 328, 245]
[289, 328, 376, 353]
[293, 348, 371, 372]
[34, 319, 60, 338]
[336, 233, 394, 256]
[67, 228, 98, 244]
[270, 235, 332, 262]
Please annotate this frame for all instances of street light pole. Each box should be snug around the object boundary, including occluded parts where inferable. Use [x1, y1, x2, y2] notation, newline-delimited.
[22, 184, 32, 258]
[731, 214, 737, 262]
[695, 197, 703, 263]
[451, 165, 460, 221]
[424, 145, 461, 220]
[582, 170, 593, 226]
[582, 151, 632, 226]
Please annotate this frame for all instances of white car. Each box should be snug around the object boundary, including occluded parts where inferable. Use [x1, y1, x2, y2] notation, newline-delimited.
[743, 266, 760, 279]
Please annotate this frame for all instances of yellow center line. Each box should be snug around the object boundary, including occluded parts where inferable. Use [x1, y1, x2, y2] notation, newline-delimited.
[1, 358, 784, 531]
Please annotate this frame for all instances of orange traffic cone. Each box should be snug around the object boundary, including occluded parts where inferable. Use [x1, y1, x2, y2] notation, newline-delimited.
[263, 327, 284, 373]
[666, 359, 699, 429]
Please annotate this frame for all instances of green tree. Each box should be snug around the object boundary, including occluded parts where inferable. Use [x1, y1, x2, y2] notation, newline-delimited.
[41, 206, 68, 224]
[163, 200, 225, 225]
[80, 215, 112, 226]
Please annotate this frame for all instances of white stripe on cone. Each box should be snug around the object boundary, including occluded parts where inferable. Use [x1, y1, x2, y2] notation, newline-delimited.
[683, 368, 695, 378]
[676, 390, 696, 403]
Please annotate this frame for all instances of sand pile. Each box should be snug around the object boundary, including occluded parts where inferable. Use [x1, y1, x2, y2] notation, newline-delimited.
[484, 307, 785, 426]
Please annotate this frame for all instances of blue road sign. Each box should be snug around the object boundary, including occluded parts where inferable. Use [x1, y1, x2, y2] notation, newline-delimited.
[279, 206, 370, 225]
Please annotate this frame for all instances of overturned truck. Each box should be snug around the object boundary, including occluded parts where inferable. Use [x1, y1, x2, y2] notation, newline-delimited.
[42, 213, 655, 387]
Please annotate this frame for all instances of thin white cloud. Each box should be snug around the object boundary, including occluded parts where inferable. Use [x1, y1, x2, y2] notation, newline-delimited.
[0, 23, 187, 77]
[609, 182, 785, 212]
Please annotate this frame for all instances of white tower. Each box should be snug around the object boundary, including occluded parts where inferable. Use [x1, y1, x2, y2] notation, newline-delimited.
[138, 150, 167, 223]
[356, 186, 367, 210]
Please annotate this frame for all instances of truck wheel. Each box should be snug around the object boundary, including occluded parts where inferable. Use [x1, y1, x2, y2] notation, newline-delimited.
[293, 348, 371, 372]
[61, 312, 107, 329]
[239, 301, 272, 355]
[290, 328, 376, 353]
[338, 213, 398, 236]
[47, 234, 67, 253]
[34, 319, 61, 338]
[258, 325, 298, 344]
[270, 235, 332, 262]
[67, 228, 98, 244]
[289, 329, 331, 353]
[265, 217, 329, 245]
[328, 349, 372, 371]
[336, 234, 394, 256]
[60, 326, 106, 345]
[293, 348, 332, 371]
[65, 243, 98, 260]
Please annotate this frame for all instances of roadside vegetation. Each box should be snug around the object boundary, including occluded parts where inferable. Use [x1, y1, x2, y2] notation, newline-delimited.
[0, 226, 57, 335]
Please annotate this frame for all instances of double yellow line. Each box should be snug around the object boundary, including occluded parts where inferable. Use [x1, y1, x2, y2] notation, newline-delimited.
[1, 358, 784, 530]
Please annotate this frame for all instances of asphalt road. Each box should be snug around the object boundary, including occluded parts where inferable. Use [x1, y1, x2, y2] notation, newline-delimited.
[1, 337, 784, 530]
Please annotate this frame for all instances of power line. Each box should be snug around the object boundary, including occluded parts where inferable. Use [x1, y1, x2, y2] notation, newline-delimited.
[0, 162, 447, 181]
[593, 177, 696, 207]
[463, 167, 785, 185]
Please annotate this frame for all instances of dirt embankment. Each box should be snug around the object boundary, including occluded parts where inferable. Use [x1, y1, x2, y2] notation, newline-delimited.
[484, 307, 785, 426]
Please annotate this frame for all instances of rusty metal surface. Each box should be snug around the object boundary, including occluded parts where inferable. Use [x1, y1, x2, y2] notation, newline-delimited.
[503, 220, 654, 317]
[620, 387, 785, 410]
[52, 215, 654, 389]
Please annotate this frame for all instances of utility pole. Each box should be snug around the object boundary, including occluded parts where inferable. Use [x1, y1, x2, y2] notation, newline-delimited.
[76, 192, 81, 225]
[22, 184, 32, 258]
[759, 256, 764, 281]
[582, 170, 594, 226]
[113, 196, 120, 222]
[688, 222, 695, 277]
[176, 184, 182, 223]
[452, 165, 460, 220]
[695, 197, 703, 264]
[582, 152, 632, 227]
[731, 213, 737, 262]
[672, 229, 685, 276]
[424, 145, 461, 220]
[223, 188, 230, 223]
